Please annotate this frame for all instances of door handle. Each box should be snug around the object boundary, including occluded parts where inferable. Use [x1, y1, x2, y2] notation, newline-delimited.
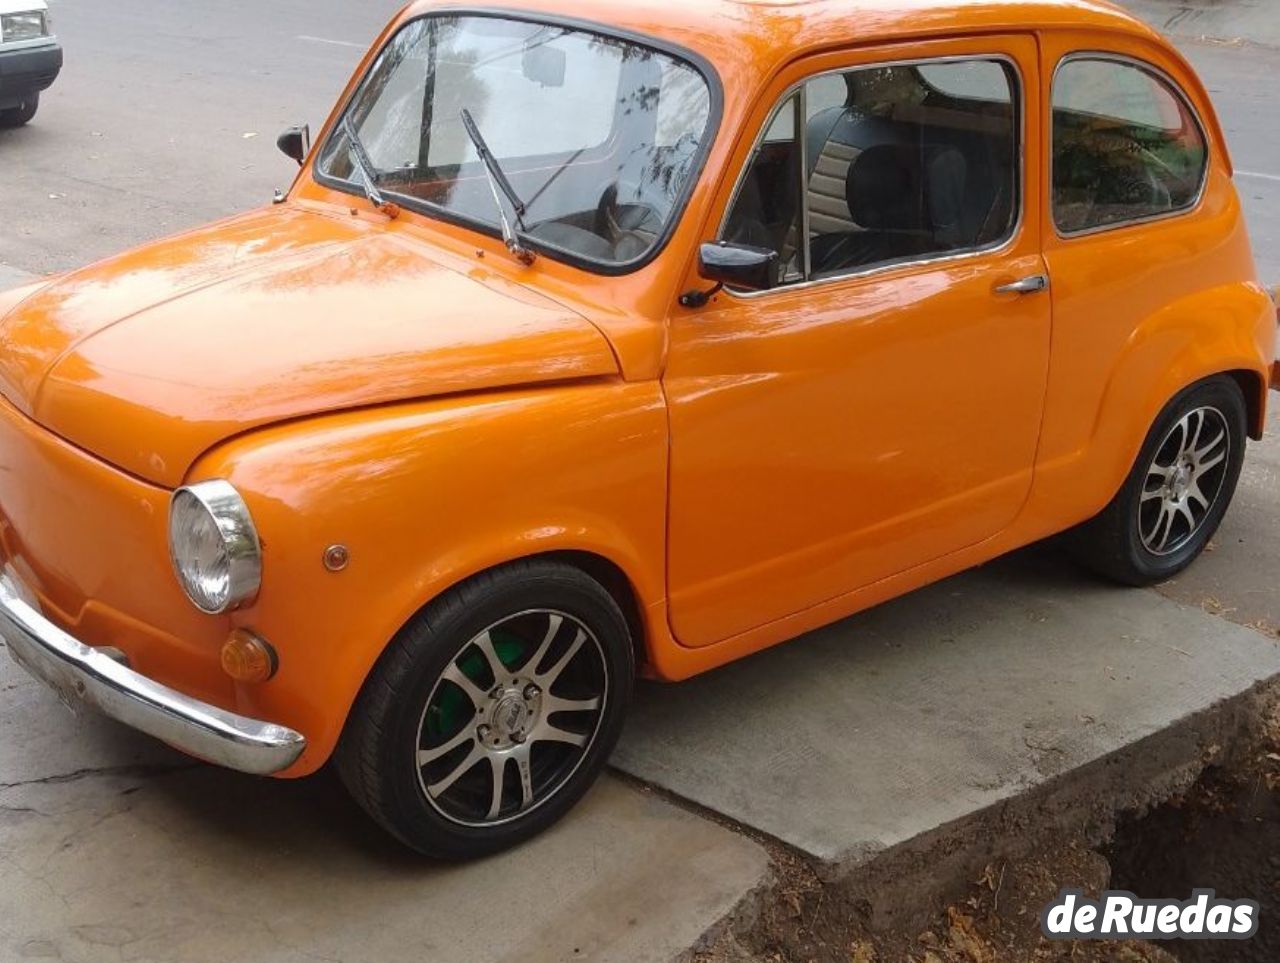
[995, 274, 1050, 296]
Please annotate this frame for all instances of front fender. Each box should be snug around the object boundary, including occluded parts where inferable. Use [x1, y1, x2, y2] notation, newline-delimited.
[186, 380, 668, 776]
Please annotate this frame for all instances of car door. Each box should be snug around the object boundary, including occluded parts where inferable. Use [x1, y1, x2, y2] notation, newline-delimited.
[664, 36, 1051, 647]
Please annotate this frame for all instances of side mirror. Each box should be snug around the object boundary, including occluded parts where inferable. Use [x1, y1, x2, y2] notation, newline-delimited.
[277, 124, 311, 167]
[680, 242, 779, 308]
[698, 241, 779, 292]
[522, 45, 566, 88]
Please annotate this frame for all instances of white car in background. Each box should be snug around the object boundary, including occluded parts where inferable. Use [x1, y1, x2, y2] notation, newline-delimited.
[0, 0, 60, 127]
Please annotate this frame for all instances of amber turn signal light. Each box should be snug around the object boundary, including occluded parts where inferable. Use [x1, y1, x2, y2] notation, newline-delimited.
[221, 629, 278, 683]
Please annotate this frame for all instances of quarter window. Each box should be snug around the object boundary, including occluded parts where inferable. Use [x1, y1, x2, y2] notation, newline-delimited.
[1052, 57, 1207, 234]
[722, 58, 1020, 286]
[722, 92, 805, 282]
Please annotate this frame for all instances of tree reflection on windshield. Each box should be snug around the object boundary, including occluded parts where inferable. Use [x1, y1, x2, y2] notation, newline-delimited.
[316, 14, 714, 270]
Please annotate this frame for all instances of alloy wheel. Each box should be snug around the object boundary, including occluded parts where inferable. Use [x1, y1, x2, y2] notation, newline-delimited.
[415, 610, 608, 827]
[1139, 405, 1231, 557]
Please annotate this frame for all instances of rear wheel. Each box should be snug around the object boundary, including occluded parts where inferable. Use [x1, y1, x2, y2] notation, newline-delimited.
[336, 559, 634, 858]
[1068, 376, 1246, 586]
[0, 94, 39, 128]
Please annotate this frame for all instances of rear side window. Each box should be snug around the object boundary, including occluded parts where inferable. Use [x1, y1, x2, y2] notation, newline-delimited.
[1052, 57, 1208, 234]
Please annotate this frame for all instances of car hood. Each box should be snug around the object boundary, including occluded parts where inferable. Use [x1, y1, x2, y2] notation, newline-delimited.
[0, 206, 617, 487]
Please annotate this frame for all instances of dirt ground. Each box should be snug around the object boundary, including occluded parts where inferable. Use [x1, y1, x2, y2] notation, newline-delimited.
[693, 700, 1280, 963]
[1108, 763, 1280, 963]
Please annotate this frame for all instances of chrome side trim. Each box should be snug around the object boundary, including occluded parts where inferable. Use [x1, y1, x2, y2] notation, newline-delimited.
[798, 83, 812, 280]
[0, 575, 305, 776]
[714, 52, 1026, 302]
[1049, 51, 1212, 240]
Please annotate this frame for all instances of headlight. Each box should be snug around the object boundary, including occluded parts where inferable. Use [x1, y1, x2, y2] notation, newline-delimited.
[1, 11, 49, 43]
[168, 480, 262, 614]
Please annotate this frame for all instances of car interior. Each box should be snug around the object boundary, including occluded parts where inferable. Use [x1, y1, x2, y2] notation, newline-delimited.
[1050, 59, 1207, 234]
[723, 62, 1019, 285]
[326, 42, 710, 268]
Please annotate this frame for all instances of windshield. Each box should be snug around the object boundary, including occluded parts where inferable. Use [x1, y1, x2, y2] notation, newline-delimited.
[316, 14, 715, 270]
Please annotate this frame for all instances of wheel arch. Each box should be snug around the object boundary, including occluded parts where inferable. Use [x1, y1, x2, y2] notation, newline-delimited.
[1085, 284, 1272, 512]
[536, 550, 651, 675]
[1225, 367, 1268, 441]
[371, 548, 654, 686]
[1090, 364, 1262, 524]
[188, 380, 670, 777]
[1025, 281, 1272, 541]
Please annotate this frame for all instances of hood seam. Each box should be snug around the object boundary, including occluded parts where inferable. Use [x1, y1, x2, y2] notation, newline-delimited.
[28, 235, 367, 415]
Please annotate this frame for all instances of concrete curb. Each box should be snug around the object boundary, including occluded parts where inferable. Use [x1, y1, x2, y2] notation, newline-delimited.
[613, 543, 1280, 873]
[689, 678, 1280, 957]
[1124, 0, 1280, 48]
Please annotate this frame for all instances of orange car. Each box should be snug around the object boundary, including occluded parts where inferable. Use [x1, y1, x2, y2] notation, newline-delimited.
[0, 0, 1276, 857]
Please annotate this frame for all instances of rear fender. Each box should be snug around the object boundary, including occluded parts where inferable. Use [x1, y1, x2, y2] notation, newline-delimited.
[1079, 281, 1273, 517]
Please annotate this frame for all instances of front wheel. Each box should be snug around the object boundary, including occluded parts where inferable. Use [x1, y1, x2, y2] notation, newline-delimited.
[0, 93, 39, 128]
[336, 559, 634, 859]
[1068, 375, 1247, 586]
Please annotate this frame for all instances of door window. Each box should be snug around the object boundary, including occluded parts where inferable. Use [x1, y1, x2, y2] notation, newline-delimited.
[1051, 56, 1208, 234]
[721, 58, 1020, 286]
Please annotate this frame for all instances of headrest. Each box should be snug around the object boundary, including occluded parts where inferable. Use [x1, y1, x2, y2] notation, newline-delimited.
[848, 67, 927, 117]
[846, 143, 968, 235]
[925, 147, 968, 235]
[846, 145, 922, 231]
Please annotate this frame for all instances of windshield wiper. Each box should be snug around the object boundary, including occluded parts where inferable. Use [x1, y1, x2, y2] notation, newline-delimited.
[459, 108, 535, 264]
[341, 114, 398, 217]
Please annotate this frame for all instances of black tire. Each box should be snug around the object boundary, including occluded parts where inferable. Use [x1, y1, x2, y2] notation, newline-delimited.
[1068, 375, 1247, 586]
[336, 559, 634, 859]
[0, 94, 39, 129]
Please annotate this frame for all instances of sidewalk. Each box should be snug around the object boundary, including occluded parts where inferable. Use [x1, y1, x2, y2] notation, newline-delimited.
[0, 649, 768, 963]
[615, 543, 1280, 873]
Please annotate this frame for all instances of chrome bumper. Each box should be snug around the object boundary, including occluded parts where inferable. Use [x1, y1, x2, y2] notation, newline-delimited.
[0, 574, 305, 775]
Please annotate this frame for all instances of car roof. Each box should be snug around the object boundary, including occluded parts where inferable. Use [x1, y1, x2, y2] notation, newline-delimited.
[403, 0, 1163, 81]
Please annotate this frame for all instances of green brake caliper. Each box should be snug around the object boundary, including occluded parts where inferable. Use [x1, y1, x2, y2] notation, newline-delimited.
[424, 630, 528, 741]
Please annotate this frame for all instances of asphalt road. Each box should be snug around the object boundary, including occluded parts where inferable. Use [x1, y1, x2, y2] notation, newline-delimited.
[1, 3, 1279, 281]
[0, 0, 403, 275]
[1181, 39, 1280, 282]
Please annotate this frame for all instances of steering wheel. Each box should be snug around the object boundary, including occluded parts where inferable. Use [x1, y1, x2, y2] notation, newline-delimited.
[1136, 162, 1172, 211]
[1139, 151, 1174, 211]
[594, 183, 653, 262]
[1110, 163, 1172, 214]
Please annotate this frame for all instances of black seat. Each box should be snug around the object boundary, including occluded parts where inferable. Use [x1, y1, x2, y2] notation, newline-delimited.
[804, 83, 916, 239]
[803, 64, 1015, 275]
[810, 143, 967, 275]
